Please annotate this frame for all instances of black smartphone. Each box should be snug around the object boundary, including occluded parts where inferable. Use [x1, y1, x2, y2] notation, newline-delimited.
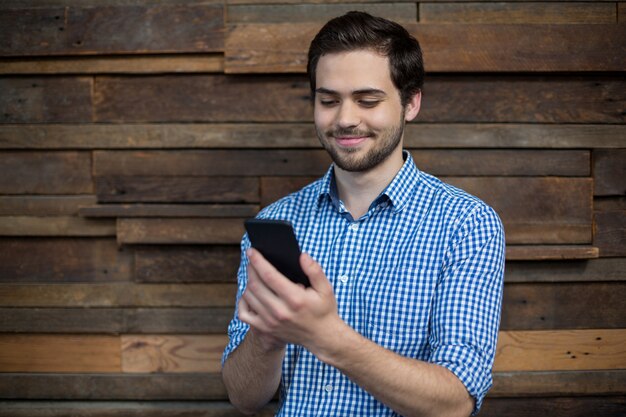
[244, 219, 310, 287]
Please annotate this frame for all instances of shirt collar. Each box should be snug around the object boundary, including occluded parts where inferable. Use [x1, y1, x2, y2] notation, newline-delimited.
[315, 150, 421, 214]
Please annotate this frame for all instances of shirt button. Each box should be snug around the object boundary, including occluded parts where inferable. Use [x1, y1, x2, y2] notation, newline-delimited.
[324, 384, 333, 392]
[339, 275, 349, 283]
[349, 223, 359, 231]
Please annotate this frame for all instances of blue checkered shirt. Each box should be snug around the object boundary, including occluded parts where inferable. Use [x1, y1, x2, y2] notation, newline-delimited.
[223, 151, 505, 416]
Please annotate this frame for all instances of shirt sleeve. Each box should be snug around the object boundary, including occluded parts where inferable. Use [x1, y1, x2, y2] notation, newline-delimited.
[221, 234, 252, 367]
[428, 203, 505, 415]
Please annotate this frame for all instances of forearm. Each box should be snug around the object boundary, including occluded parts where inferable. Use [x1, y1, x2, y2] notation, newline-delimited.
[221, 330, 285, 415]
[314, 322, 473, 417]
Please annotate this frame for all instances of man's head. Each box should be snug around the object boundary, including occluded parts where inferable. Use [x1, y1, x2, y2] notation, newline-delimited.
[307, 11, 424, 108]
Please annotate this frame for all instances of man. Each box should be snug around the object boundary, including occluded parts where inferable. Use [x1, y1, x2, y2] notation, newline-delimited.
[222, 11, 505, 417]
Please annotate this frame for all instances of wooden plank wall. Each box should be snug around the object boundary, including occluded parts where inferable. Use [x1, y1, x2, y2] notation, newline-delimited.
[0, 0, 625, 415]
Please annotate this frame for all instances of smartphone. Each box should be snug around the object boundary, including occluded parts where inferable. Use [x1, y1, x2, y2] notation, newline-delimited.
[244, 219, 310, 287]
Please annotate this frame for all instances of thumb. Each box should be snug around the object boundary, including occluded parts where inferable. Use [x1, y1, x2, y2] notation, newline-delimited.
[300, 253, 331, 293]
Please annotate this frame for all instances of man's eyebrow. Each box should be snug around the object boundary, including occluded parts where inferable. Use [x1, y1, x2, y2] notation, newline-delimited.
[315, 87, 387, 96]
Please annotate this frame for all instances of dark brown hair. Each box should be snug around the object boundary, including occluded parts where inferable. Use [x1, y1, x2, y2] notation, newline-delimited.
[307, 11, 424, 107]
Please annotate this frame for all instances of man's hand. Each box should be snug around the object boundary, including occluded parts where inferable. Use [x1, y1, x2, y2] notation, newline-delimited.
[238, 248, 343, 354]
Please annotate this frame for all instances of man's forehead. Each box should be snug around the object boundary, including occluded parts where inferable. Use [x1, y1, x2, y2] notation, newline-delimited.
[315, 50, 394, 94]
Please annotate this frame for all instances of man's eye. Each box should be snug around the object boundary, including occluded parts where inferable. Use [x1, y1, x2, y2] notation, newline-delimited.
[359, 100, 379, 108]
[320, 100, 338, 107]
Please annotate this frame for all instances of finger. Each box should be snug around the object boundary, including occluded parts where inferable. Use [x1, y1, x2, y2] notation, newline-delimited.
[300, 253, 332, 295]
[247, 248, 303, 301]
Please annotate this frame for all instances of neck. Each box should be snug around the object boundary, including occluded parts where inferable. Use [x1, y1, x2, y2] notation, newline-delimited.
[334, 148, 405, 220]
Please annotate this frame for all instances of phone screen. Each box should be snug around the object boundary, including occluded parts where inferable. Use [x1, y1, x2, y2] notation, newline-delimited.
[244, 219, 310, 287]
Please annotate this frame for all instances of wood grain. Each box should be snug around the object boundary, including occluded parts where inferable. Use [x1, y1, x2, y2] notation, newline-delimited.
[225, 23, 626, 72]
[505, 258, 625, 283]
[0, 4, 223, 56]
[505, 245, 599, 261]
[593, 149, 626, 197]
[0, 216, 115, 237]
[117, 218, 244, 245]
[3, 123, 625, 149]
[0, 238, 132, 283]
[594, 210, 626, 257]
[79, 204, 259, 218]
[0, 196, 96, 216]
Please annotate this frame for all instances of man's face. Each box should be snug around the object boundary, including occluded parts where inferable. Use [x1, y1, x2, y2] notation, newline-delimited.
[313, 49, 410, 173]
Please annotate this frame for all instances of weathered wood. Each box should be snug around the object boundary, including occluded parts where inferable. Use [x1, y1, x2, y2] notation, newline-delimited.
[0, 4, 223, 56]
[419, 3, 617, 24]
[0, 373, 227, 400]
[262, 177, 594, 244]
[505, 258, 625, 283]
[0, 370, 623, 399]
[3, 123, 625, 149]
[595, 197, 626, 212]
[117, 218, 244, 245]
[94, 177, 259, 204]
[505, 245, 599, 261]
[79, 204, 259, 218]
[0, 335, 120, 373]
[93, 75, 312, 123]
[135, 245, 240, 283]
[0, 195, 96, 216]
[501, 282, 626, 330]
[0, 238, 132, 283]
[0, 308, 233, 333]
[121, 335, 228, 373]
[227, 3, 417, 23]
[594, 210, 626, 257]
[0, 283, 236, 307]
[0, 216, 115, 237]
[0, 55, 224, 75]
[620, 3, 626, 23]
[593, 149, 626, 197]
[490, 370, 626, 397]
[494, 329, 626, 372]
[1, 399, 625, 417]
[0, 77, 92, 123]
[93, 74, 626, 123]
[93, 150, 331, 177]
[411, 150, 590, 177]
[446, 177, 593, 245]
[0, 151, 92, 194]
[225, 23, 626, 72]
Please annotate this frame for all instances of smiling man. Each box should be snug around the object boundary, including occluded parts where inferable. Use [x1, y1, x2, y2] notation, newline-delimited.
[222, 11, 505, 417]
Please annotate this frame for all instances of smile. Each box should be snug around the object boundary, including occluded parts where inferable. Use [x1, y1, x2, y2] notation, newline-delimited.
[334, 136, 369, 147]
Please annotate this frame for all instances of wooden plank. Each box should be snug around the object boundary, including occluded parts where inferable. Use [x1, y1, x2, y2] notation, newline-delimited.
[505, 245, 599, 261]
[595, 197, 626, 211]
[619, 3, 626, 23]
[93, 74, 626, 124]
[79, 204, 259, 218]
[490, 370, 626, 397]
[0, 4, 223, 57]
[0, 151, 92, 194]
[0, 401, 276, 417]
[446, 177, 593, 244]
[0, 283, 236, 307]
[227, 3, 417, 23]
[0, 55, 223, 75]
[0, 238, 132, 283]
[0, 373, 227, 400]
[94, 176, 259, 204]
[117, 218, 244, 245]
[420, 3, 617, 24]
[594, 210, 626, 257]
[593, 149, 626, 196]
[0, 335, 120, 373]
[3, 123, 625, 149]
[501, 282, 626, 330]
[0, 216, 115, 237]
[0, 371, 623, 400]
[494, 329, 626, 372]
[93, 150, 331, 177]
[262, 177, 594, 244]
[0, 77, 92, 123]
[122, 335, 228, 373]
[1, 399, 626, 417]
[505, 258, 625, 283]
[225, 23, 626, 72]
[0, 308, 233, 333]
[0, 195, 96, 216]
[135, 245, 240, 283]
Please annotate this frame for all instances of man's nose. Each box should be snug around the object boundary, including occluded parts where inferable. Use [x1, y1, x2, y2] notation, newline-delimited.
[336, 102, 361, 129]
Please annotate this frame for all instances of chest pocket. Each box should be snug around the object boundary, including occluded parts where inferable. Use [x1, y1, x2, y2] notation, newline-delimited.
[359, 267, 438, 358]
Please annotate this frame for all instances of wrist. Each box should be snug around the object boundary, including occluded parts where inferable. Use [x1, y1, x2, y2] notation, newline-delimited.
[248, 327, 286, 354]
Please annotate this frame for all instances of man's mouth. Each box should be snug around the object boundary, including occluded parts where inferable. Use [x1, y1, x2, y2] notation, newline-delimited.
[335, 136, 368, 147]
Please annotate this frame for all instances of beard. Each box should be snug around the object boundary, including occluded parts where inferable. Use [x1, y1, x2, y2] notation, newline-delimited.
[316, 114, 405, 173]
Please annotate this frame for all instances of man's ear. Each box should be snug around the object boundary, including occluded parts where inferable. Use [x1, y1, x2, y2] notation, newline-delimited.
[404, 91, 422, 122]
